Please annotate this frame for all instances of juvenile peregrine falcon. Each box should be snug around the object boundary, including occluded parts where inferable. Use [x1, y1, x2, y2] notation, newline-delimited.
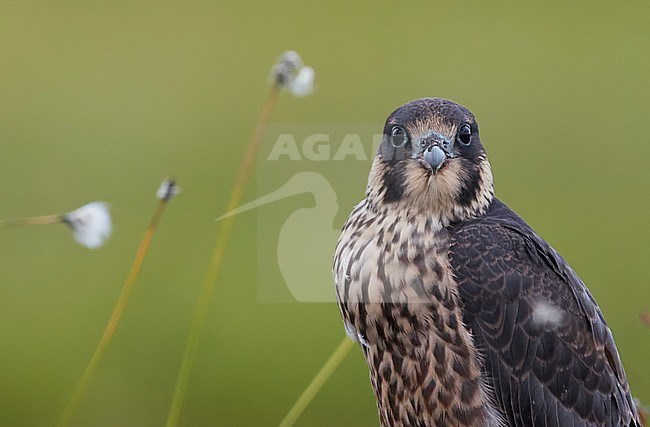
[333, 98, 641, 426]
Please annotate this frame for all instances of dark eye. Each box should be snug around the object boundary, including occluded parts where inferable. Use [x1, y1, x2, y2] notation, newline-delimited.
[390, 126, 409, 148]
[457, 124, 472, 145]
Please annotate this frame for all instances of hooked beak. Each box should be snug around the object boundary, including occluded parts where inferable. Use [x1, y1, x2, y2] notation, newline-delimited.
[421, 145, 448, 173]
[416, 131, 453, 174]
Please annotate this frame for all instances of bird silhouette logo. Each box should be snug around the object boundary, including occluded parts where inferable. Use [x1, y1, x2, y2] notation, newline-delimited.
[217, 171, 340, 302]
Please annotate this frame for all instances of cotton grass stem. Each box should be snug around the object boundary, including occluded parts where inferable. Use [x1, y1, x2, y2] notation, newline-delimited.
[278, 337, 354, 427]
[58, 188, 175, 427]
[166, 85, 280, 427]
[0, 214, 63, 228]
[2, 202, 112, 249]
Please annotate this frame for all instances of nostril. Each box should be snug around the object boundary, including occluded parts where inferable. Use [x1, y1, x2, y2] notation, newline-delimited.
[421, 140, 437, 150]
[420, 136, 451, 152]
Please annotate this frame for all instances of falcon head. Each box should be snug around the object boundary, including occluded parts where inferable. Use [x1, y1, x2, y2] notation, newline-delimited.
[367, 98, 494, 224]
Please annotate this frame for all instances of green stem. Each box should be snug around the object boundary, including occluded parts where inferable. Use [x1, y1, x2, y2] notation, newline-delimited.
[165, 85, 280, 427]
[58, 199, 170, 427]
[278, 337, 354, 427]
[0, 214, 63, 228]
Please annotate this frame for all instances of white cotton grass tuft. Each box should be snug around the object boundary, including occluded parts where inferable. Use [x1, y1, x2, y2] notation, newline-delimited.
[271, 51, 303, 85]
[62, 202, 112, 249]
[288, 66, 315, 97]
[532, 299, 564, 329]
[157, 178, 180, 201]
[270, 51, 315, 97]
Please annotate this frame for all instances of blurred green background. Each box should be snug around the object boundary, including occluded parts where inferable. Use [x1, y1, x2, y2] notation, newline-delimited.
[1, 1, 649, 426]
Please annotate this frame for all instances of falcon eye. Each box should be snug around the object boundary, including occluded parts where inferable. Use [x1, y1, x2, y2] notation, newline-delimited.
[457, 124, 472, 145]
[390, 126, 409, 148]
